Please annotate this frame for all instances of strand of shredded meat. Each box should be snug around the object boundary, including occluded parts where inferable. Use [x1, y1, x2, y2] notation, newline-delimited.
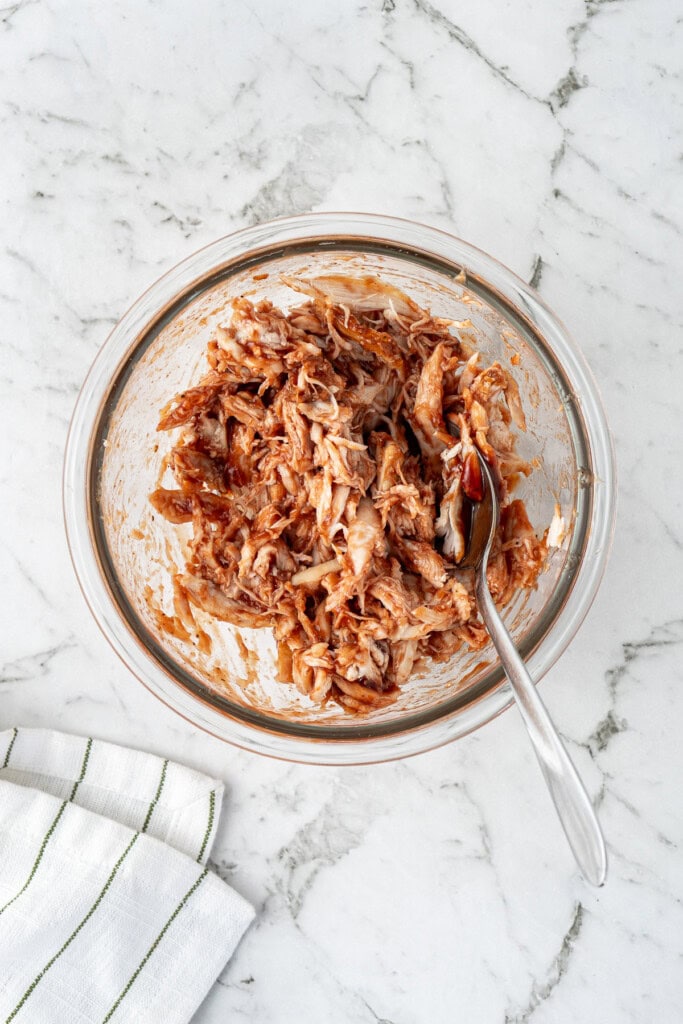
[150, 275, 548, 713]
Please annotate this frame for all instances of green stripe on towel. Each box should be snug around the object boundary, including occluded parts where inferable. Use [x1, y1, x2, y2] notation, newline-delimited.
[101, 868, 209, 1023]
[0, 802, 67, 918]
[197, 789, 216, 864]
[141, 758, 168, 833]
[69, 737, 93, 801]
[2, 728, 18, 769]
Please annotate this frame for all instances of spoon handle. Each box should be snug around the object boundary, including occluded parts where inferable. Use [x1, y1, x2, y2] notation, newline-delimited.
[475, 574, 608, 886]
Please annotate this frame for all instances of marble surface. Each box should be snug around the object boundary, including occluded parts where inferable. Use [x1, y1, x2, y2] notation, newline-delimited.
[2, 0, 682, 1020]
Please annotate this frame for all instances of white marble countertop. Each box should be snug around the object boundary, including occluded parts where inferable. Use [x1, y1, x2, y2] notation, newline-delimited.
[2, 1, 683, 1020]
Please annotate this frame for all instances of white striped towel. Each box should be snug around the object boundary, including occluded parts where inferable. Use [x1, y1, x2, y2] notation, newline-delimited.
[0, 727, 255, 1023]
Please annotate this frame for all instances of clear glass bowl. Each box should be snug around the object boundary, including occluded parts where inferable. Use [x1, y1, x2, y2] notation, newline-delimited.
[63, 213, 615, 764]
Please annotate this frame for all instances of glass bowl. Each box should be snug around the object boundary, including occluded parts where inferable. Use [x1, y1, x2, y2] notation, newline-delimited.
[63, 213, 615, 764]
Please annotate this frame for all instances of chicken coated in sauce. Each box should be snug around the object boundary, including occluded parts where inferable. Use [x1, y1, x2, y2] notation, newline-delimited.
[150, 275, 547, 712]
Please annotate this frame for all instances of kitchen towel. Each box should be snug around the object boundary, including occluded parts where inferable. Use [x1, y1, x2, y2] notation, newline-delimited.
[0, 727, 255, 1023]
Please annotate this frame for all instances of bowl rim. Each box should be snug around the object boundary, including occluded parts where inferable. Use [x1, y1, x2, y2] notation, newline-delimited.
[63, 211, 616, 765]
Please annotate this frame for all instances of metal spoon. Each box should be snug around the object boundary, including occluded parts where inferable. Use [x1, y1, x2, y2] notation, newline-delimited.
[462, 451, 607, 886]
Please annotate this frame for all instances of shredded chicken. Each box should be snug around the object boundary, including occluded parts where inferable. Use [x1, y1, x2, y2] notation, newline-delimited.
[150, 275, 548, 712]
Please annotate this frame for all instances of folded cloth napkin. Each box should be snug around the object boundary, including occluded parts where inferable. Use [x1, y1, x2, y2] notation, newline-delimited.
[0, 727, 255, 1024]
